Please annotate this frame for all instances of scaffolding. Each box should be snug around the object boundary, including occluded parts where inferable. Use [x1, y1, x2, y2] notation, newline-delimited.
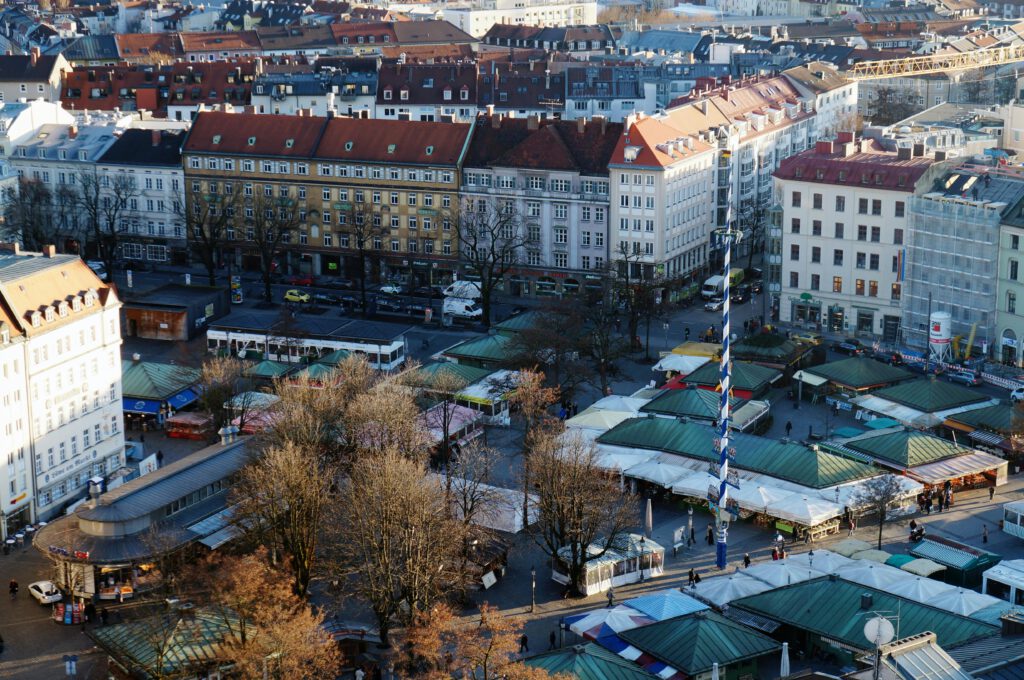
[902, 192, 1005, 351]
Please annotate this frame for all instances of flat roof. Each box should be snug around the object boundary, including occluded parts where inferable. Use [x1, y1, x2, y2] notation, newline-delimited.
[209, 310, 411, 344]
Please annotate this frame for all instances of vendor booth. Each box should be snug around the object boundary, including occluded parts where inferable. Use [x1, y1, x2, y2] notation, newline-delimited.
[456, 370, 516, 426]
[164, 412, 213, 441]
[910, 535, 1001, 587]
[552, 534, 665, 595]
[1002, 500, 1024, 540]
[982, 560, 1024, 605]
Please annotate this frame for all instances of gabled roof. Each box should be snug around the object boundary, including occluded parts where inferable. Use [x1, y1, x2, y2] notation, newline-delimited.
[315, 117, 471, 166]
[179, 31, 261, 53]
[243, 359, 294, 379]
[255, 24, 335, 51]
[466, 115, 623, 175]
[114, 32, 183, 60]
[525, 643, 658, 680]
[376, 62, 477, 106]
[782, 61, 850, 94]
[640, 386, 743, 420]
[683, 361, 781, 392]
[0, 253, 115, 336]
[121, 359, 200, 400]
[946, 404, 1016, 435]
[392, 20, 475, 45]
[184, 111, 326, 157]
[443, 334, 513, 364]
[329, 21, 397, 45]
[806, 357, 914, 390]
[733, 577, 997, 652]
[0, 53, 63, 82]
[410, 361, 493, 388]
[609, 114, 713, 169]
[619, 610, 780, 675]
[62, 35, 119, 62]
[843, 430, 973, 468]
[774, 137, 935, 191]
[99, 129, 184, 166]
[872, 379, 991, 413]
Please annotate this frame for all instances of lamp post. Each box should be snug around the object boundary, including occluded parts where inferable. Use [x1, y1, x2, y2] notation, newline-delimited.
[530, 565, 536, 613]
[808, 549, 815, 579]
[687, 505, 694, 547]
[639, 536, 646, 583]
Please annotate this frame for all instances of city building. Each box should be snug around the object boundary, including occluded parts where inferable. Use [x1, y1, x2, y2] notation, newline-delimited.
[563, 66, 658, 123]
[0, 48, 70, 104]
[997, 184, 1024, 366]
[444, 0, 598, 39]
[461, 114, 622, 297]
[781, 62, 858, 141]
[480, 24, 615, 54]
[179, 30, 262, 63]
[181, 111, 472, 285]
[0, 244, 124, 530]
[0, 99, 74, 158]
[477, 62, 565, 120]
[375, 62, 478, 122]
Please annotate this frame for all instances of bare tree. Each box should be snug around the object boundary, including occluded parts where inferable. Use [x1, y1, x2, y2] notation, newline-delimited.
[530, 428, 637, 595]
[580, 280, 628, 395]
[452, 197, 527, 328]
[446, 444, 503, 581]
[508, 368, 560, 529]
[184, 187, 241, 286]
[612, 242, 664, 359]
[412, 366, 469, 471]
[505, 304, 591, 400]
[43, 552, 86, 597]
[344, 387, 431, 461]
[249, 191, 302, 302]
[2, 178, 56, 250]
[339, 201, 388, 311]
[52, 184, 82, 251]
[77, 168, 139, 277]
[851, 474, 906, 549]
[330, 449, 463, 647]
[195, 355, 251, 433]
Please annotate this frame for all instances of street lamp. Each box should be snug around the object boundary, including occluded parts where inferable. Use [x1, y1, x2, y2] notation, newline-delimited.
[687, 505, 694, 547]
[639, 536, 646, 583]
[530, 565, 536, 613]
[808, 549, 815, 580]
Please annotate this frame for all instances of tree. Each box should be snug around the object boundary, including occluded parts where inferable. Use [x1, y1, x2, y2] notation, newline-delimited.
[339, 201, 388, 312]
[508, 367, 560, 529]
[413, 366, 470, 471]
[77, 167, 139, 277]
[530, 428, 637, 595]
[344, 387, 431, 461]
[452, 197, 528, 328]
[612, 242, 664, 359]
[181, 549, 342, 679]
[866, 86, 918, 126]
[446, 444, 503, 570]
[184, 188, 241, 286]
[409, 603, 554, 680]
[579, 282, 628, 395]
[851, 474, 905, 549]
[505, 303, 592, 399]
[195, 355, 252, 434]
[249, 191, 302, 303]
[232, 441, 334, 597]
[331, 450, 464, 647]
[2, 178, 57, 250]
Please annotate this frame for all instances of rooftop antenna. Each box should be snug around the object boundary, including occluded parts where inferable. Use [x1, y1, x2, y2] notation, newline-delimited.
[864, 614, 896, 680]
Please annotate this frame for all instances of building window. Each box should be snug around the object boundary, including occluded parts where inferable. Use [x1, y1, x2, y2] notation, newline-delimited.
[868, 280, 878, 297]
[811, 247, 821, 263]
[1012, 259, 1020, 281]
[871, 226, 880, 242]
[891, 283, 901, 300]
[554, 228, 567, 244]
[791, 191, 801, 207]
[895, 201, 905, 217]
[1013, 235, 1020, 250]
[894, 228, 903, 245]
[554, 252, 568, 267]
[812, 193, 822, 209]
[858, 198, 868, 214]
[833, 276, 843, 293]
[833, 250, 844, 266]
[791, 218, 800, 234]
[811, 274, 820, 290]
[871, 199, 881, 216]
[789, 271, 799, 288]
[857, 225, 867, 241]
[869, 254, 879, 270]
[835, 223, 844, 239]
[856, 252, 866, 269]
[855, 279, 865, 296]
[835, 196, 845, 212]
[790, 245, 800, 261]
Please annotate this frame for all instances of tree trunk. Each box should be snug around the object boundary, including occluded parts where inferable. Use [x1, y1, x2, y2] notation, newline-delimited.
[358, 249, 369, 314]
[877, 509, 885, 549]
[481, 283, 493, 329]
[644, 315, 652, 361]
[263, 272, 273, 303]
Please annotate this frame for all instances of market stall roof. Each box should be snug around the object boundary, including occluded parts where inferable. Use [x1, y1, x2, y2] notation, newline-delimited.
[883, 576, 953, 603]
[592, 445, 661, 472]
[910, 536, 1001, 572]
[493, 310, 545, 334]
[836, 561, 910, 589]
[314, 348, 351, 366]
[121, 359, 200, 401]
[793, 370, 829, 387]
[806, 357, 915, 390]
[457, 369, 517, 405]
[732, 400, 771, 432]
[841, 429, 974, 468]
[930, 588, 1004, 617]
[640, 386, 744, 420]
[411, 361, 494, 388]
[901, 558, 947, 577]
[745, 560, 826, 587]
[618, 611, 781, 677]
[624, 460, 691, 489]
[689, 573, 772, 606]
[885, 554, 917, 568]
[946, 404, 1017, 436]
[590, 395, 651, 414]
[872, 379, 996, 413]
[243, 359, 294, 379]
[683, 361, 782, 392]
[442, 333, 514, 365]
[226, 391, 280, 411]
[833, 426, 866, 438]
[851, 549, 894, 564]
[291, 362, 343, 383]
[419, 404, 483, 445]
[670, 341, 721, 359]
[831, 538, 874, 557]
[733, 577, 999, 652]
[566, 605, 654, 640]
[525, 643, 660, 680]
[652, 354, 710, 374]
[764, 494, 843, 526]
[625, 590, 708, 621]
[905, 450, 1008, 485]
[567, 409, 635, 432]
[865, 417, 902, 430]
[731, 334, 808, 366]
[598, 418, 877, 489]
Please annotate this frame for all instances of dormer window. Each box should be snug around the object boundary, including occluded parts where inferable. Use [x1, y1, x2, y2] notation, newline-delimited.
[443, 87, 452, 101]
[30, 312, 40, 328]
[44, 307, 54, 323]
[78, 151, 87, 161]
[247, 136, 256, 146]
[58, 302, 68, 317]
[400, 88, 409, 101]
[285, 139, 294, 148]
[460, 86, 469, 101]
[345, 141, 353, 151]
[387, 144, 396, 154]
[213, 134, 221, 144]
[0, 330, 8, 345]
[84, 290, 97, 307]
[383, 88, 392, 101]
[72, 296, 82, 312]
[425, 145, 434, 155]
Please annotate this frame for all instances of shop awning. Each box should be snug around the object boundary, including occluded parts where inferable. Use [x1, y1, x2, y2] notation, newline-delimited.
[793, 370, 829, 387]
[122, 398, 162, 415]
[167, 387, 199, 410]
[905, 451, 1007, 485]
[969, 430, 1007, 447]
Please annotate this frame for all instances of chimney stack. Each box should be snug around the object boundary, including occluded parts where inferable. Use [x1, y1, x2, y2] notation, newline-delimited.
[897, 146, 912, 161]
[913, 142, 925, 157]
[577, 117, 585, 134]
[151, 129, 161, 146]
[815, 140, 834, 155]
[0, 243, 20, 255]
[30, 46, 39, 67]
[43, 244, 55, 257]
[527, 114, 539, 130]
[68, 124, 78, 139]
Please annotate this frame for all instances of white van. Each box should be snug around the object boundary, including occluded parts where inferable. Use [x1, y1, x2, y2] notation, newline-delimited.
[701, 275, 725, 300]
[443, 297, 482, 319]
[443, 281, 482, 300]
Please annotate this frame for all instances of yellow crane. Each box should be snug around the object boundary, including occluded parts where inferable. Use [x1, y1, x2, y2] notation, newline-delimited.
[846, 43, 1024, 81]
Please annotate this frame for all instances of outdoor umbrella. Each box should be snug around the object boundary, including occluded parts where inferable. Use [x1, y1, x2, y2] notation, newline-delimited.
[786, 549, 854, 573]
[931, 588, 1002, 617]
[831, 538, 873, 557]
[626, 590, 708, 621]
[729, 484, 792, 514]
[594, 447, 657, 473]
[590, 395, 649, 414]
[690, 573, 771, 607]
[851, 549, 893, 564]
[835, 561, 909, 589]
[566, 409, 634, 432]
[884, 554, 916, 569]
[781, 642, 790, 678]
[644, 498, 653, 538]
[565, 605, 654, 640]
[900, 558, 946, 577]
[765, 494, 842, 527]
[745, 560, 826, 588]
[882, 576, 953, 604]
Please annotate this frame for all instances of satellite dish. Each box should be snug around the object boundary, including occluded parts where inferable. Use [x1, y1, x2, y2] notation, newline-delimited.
[863, 617, 895, 647]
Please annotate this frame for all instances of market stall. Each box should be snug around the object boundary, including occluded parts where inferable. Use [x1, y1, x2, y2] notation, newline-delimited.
[165, 412, 213, 441]
[552, 534, 665, 596]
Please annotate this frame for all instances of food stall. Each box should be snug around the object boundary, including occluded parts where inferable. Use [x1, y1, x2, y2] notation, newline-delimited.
[164, 412, 213, 440]
[552, 533, 665, 596]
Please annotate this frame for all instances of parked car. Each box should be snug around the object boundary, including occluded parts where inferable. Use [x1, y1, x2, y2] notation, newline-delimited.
[704, 298, 725, 312]
[948, 371, 982, 387]
[1011, 386, 1024, 403]
[730, 285, 751, 304]
[283, 289, 310, 303]
[324, 277, 354, 290]
[907, 362, 945, 376]
[311, 292, 341, 306]
[379, 284, 403, 296]
[406, 301, 432, 315]
[376, 298, 405, 313]
[870, 350, 904, 366]
[790, 331, 824, 346]
[411, 286, 443, 299]
[750, 280, 763, 294]
[831, 338, 864, 355]
[287, 274, 314, 286]
[28, 581, 62, 605]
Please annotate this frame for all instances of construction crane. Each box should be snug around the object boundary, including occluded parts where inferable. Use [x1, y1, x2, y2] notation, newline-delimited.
[846, 43, 1024, 80]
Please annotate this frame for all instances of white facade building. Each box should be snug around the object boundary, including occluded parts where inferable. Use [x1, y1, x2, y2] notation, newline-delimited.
[444, 0, 597, 38]
[0, 245, 124, 528]
[782, 62, 858, 141]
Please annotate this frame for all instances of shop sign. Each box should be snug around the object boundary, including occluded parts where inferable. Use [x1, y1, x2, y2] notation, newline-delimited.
[9, 492, 25, 505]
[1003, 337, 1017, 348]
[48, 545, 90, 561]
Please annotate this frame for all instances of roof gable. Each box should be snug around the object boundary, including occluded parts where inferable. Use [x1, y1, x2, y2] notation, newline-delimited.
[873, 378, 990, 412]
[184, 111, 326, 157]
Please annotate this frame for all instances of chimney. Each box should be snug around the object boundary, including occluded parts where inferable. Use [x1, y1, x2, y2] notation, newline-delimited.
[913, 142, 925, 157]
[836, 131, 854, 144]
[577, 117, 585, 134]
[42, 244, 55, 257]
[815, 140, 834, 154]
[30, 46, 39, 67]
[491, 113, 502, 129]
[68, 124, 78, 139]
[88, 478, 103, 507]
[485, 104, 494, 117]
[0, 243, 20, 255]
[527, 114, 539, 131]
[594, 114, 607, 135]
[861, 593, 873, 610]
[897, 146, 912, 161]
[151, 129, 161, 146]
[132, 353, 141, 362]
[935, 150, 947, 161]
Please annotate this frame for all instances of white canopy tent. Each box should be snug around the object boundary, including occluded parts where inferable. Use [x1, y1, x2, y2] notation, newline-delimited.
[652, 354, 710, 374]
[589, 395, 650, 414]
[592, 445, 659, 472]
[430, 475, 538, 534]
[793, 370, 829, 387]
[688, 573, 772, 606]
[883, 576, 952, 603]
[835, 561, 911, 589]
[905, 451, 1008, 486]
[786, 549, 854, 573]
[820, 476, 923, 509]
[625, 460, 692, 489]
[566, 409, 634, 432]
[930, 588, 1003, 617]
[764, 494, 843, 527]
[744, 560, 826, 587]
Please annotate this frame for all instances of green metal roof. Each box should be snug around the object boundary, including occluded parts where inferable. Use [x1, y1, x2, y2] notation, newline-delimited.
[640, 387, 744, 420]
[315, 349, 351, 366]
[409, 361, 494, 388]
[844, 430, 970, 467]
[732, 577, 998, 651]
[443, 334, 513, 365]
[806, 357, 915, 390]
[683, 361, 781, 392]
[872, 379, 990, 413]
[493, 310, 545, 335]
[619, 611, 780, 675]
[243, 360, 293, 379]
[947, 404, 1017, 435]
[525, 643, 658, 680]
[293, 362, 338, 381]
[597, 418, 876, 488]
[731, 334, 806, 363]
[90, 609, 242, 679]
[910, 536, 1001, 571]
[121, 360, 200, 400]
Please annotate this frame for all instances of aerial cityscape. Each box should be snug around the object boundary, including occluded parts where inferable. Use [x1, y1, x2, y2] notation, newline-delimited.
[3, 0, 1024, 677]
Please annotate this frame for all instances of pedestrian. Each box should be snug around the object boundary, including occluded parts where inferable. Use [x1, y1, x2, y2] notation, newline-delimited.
[549, 630, 557, 650]
[156, 450, 164, 467]
[990, 486, 996, 502]
[85, 602, 96, 625]
[607, 588, 615, 608]
[743, 553, 751, 569]
[693, 572, 701, 585]
[910, 518, 918, 531]
[785, 421, 793, 437]
[706, 524, 714, 545]
[572, 402, 579, 417]
[849, 517, 856, 536]
[983, 525, 989, 544]
[100, 607, 109, 626]
[519, 634, 529, 654]
[8, 579, 16, 599]
[690, 526, 696, 545]
[355, 668, 366, 680]
[772, 546, 779, 561]
[688, 568, 696, 586]
[925, 498, 932, 515]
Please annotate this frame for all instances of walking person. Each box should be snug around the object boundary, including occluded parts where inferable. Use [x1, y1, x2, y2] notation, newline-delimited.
[519, 634, 529, 654]
[848, 517, 856, 536]
[785, 420, 793, 438]
[8, 579, 16, 599]
[100, 607, 109, 626]
[706, 524, 714, 546]
[688, 568, 696, 586]
[991, 485, 996, 502]
[549, 630, 557, 650]
[607, 588, 615, 608]
[743, 553, 751, 568]
[983, 525, 989, 544]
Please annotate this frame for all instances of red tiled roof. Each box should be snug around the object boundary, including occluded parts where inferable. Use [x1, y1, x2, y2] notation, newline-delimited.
[329, 21, 398, 44]
[608, 115, 714, 168]
[184, 111, 326, 157]
[179, 31, 261, 53]
[465, 115, 623, 175]
[315, 117, 471, 165]
[380, 43, 474, 62]
[114, 33, 183, 60]
[376, 63, 477, 106]
[773, 138, 935, 191]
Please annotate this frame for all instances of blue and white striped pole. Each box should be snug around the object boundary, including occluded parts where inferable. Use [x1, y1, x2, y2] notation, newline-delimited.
[715, 228, 741, 570]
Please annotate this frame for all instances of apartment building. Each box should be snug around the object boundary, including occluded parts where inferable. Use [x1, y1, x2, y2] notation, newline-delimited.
[182, 111, 471, 285]
[0, 49, 69, 105]
[461, 114, 621, 297]
[375, 63, 478, 122]
[607, 113, 717, 288]
[251, 59, 378, 117]
[0, 244, 124, 529]
[772, 136, 937, 341]
[444, 0, 598, 38]
[782, 62, 857, 141]
[563, 66, 658, 124]
[996, 197, 1024, 366]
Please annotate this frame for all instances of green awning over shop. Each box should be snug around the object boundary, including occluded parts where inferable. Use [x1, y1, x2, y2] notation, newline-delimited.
[946, 404, 1017, 436]
[121, 360, 200, 401]
[843, 430, 972, 468]
[873, 379, 992, 413]
[243, 360, 294, 379]
[443, 334, 514, 366]
[683, 361, 782, 393]
[806, 357, 915, 390]
[525, 643, 658, 680]
[640, 386, 744, 420]
[408, 361, 494, 388]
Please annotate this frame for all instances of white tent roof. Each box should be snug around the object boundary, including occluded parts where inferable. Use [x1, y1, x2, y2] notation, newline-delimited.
[729, 484, 794, 514]
[831, 538, 874, 557]
[459, 369, 516, 403]
[593, 445, 658, 472]
[745, 560, 826, 587]
[850, 395, 928, 426]
[883, 576, 955, 603]
[653, 354, 710, 374]
[793, 370, 829, 387]
[930, 588, 1002, 616]
[765, 494, 843, 527]
[625, 460, 691, 488]
[822, 476, 923, 508]
[566, 408, 634, 432]
[983, 559, 1024, 590]
[430, 476, 538, 534]
[836, 561, 912, 589]
[671, 472, 715, 498]
[905, 451, 1008, 485]
[786, 549, 854, 573]
[851, 549, 893, 564]
[590, 395, 650, 414]
[689, 573, 772, 606]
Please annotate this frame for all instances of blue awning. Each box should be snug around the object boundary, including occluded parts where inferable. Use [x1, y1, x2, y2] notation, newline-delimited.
[122, 398, 162, 414]
[168, 387, 199, 410]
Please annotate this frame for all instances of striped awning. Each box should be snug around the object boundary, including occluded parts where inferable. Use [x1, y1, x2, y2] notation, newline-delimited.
[968, 430, 1006, 447]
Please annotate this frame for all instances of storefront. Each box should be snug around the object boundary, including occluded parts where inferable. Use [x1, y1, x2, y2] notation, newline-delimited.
[856, 309, 875, 333]
[790, 299, 821, 325]
[1002, 331, 1018, 366]
[828, 304, 845, 333]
